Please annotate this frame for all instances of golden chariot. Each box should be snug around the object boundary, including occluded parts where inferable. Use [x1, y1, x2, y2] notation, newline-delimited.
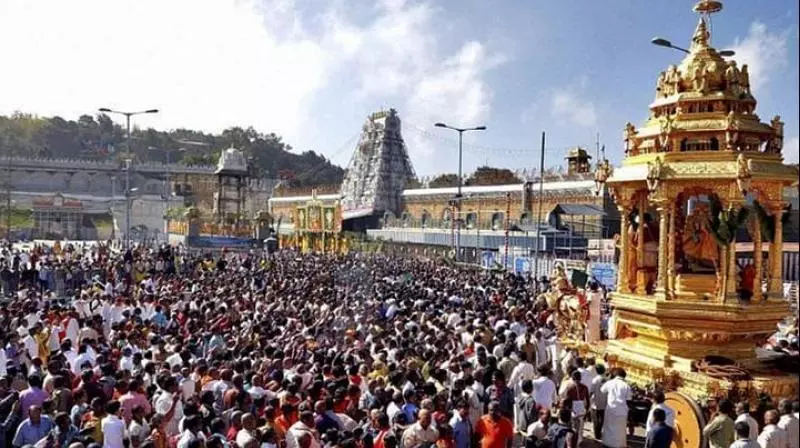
[584, 2, 798, 448]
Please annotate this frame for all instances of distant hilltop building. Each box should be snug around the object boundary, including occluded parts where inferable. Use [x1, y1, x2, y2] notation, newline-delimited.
[2, 151, 272, 241]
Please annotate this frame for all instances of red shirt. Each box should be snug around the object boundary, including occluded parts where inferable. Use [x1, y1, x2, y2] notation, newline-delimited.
[475, 415, 514, 448]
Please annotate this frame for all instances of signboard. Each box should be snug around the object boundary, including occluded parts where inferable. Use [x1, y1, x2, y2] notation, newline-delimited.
[481, 251, 497, 269]
[514, 257, 532, 274]
[187, 236, 254, 249]
[589, 262, 618, 290]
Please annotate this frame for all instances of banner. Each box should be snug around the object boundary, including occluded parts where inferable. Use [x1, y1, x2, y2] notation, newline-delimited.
[187, 236, 254, 249]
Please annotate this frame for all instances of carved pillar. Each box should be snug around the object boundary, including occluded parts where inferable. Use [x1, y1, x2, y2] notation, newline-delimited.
[725, 238, 737, 301]
[751, 218, 763, 301]
[618, 206, 630, 294]
[636, 198, 646, 294]
[667, 202, 676, 298]
[655, 202, 669, 296]
[769, 207, 784, 295]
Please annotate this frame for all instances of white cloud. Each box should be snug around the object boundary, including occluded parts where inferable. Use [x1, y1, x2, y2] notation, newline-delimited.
[728, 21, 790, 93]
[785, 136, 799, 164]
[0, 0, 328, 145]
[550, 87, 598, 129]
[0, 0, 505, 173]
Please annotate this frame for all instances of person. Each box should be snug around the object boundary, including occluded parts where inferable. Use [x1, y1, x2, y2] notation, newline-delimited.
[704, 400, 735, 448]
[475, 402, 514, 448]
[777, 399, 799, 448]
[559, 370, 588, 445]
[485, 372, 514, 420]
[585, 282, 603, 343]
[101, 400, 126, 448]
[128, 406, 151, 448]
[735, 402, 759, 442]
[731, 422, 760, 448]
[514, 380, 537, 441]
[644, 409, 673, 448]
[601, 368, 631, 448]
[645, 392, 675, 433]
[401, 409, 438, 448]
[20, 374, 49, 419]
[532, 366, 556, 412]
[589, 364, 607, 441]
[50, 412, 81, 448]
[525, 409, 550, 448]
[546, 409, 575, 448]
[177, 415, 204, 448]
[13, 405, 54, 447]
[757, 410, 787, 448]
[449, 402, 472, 448]
[236, 413, 258, 448]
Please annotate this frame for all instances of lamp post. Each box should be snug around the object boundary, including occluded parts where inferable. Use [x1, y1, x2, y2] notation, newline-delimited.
[651, 37, 735, 56]
[98, 108, 157, 248]
[123, 159, 133, 249]
[434, 122, 486, 262]
[98, 108, 159, 158]
[148, 146, 186, 241]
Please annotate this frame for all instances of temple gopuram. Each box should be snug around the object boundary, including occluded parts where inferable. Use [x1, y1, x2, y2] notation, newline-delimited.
[593, 2, 798, 446]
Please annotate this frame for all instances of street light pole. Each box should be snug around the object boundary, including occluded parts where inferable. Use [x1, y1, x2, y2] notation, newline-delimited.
[650, 37, 735, 56]
[97, 107, 158, 249]
[434, 122, 486, 262]
[125, 159, 132, 249]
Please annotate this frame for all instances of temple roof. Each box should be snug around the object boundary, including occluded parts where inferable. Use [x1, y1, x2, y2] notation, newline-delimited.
[215, 147, 248, 175]
[609, 0, 789, 185]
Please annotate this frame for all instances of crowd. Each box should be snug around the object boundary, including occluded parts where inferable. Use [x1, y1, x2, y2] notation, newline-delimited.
[0, 241, 797, 448]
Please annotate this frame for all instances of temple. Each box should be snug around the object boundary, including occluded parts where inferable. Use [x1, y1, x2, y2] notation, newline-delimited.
[339, 108, 416, 228]
[598, 0, 797, 412]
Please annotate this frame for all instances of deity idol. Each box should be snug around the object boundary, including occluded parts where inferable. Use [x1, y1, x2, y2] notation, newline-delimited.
[682, 203, 719, 272]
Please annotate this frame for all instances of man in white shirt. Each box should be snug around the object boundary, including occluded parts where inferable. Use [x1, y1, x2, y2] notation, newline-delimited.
[777, 399, 799, 448]
[508, 352, 535, 394]
[286, 411, 321, 448]
[401, 409, 439, 448]
[101, 401, 127, 448]
[155, 380, 184, 437]
[731, 421, 761, 448]
[645, 391, 675, 433]
[236, 413, 258, 448]
[758, 410, 787, 448]
[601, 368, 631, 448]
[590, 364, 607, 440]
[531, 365, 557, 412]
[735, 402, 759, 441]
[576, 358, 594, 392]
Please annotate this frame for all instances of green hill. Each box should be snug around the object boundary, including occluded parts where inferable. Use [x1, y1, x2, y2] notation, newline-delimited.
[0, 112, 344, 187]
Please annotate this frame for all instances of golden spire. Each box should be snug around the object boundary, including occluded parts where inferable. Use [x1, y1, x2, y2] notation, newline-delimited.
[692, 0, 722, 47]
[690, 18, 710, 51]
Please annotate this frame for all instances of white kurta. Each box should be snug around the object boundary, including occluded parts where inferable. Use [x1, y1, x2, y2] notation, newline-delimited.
[601, 377, 631, 448]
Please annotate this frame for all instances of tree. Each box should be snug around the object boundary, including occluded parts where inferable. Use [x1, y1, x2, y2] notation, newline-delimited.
[0, 113, 345, 185]
[709, 198, 749, 301]
[405, 177, 422, 189]
[466, 166, 522, 186]
[429, 173, 460, 188]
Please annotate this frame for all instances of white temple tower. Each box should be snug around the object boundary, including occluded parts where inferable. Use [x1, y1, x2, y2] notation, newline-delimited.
[340, 108, 416, 222]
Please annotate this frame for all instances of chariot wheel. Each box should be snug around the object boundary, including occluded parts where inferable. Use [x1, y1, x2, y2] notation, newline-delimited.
[665, 391, 706, 448]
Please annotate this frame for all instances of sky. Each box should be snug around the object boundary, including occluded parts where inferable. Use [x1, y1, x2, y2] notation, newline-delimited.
[1, 0, 797, 177]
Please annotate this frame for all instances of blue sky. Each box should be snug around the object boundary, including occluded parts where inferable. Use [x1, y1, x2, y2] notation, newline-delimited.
[0, 0, 797, 176]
